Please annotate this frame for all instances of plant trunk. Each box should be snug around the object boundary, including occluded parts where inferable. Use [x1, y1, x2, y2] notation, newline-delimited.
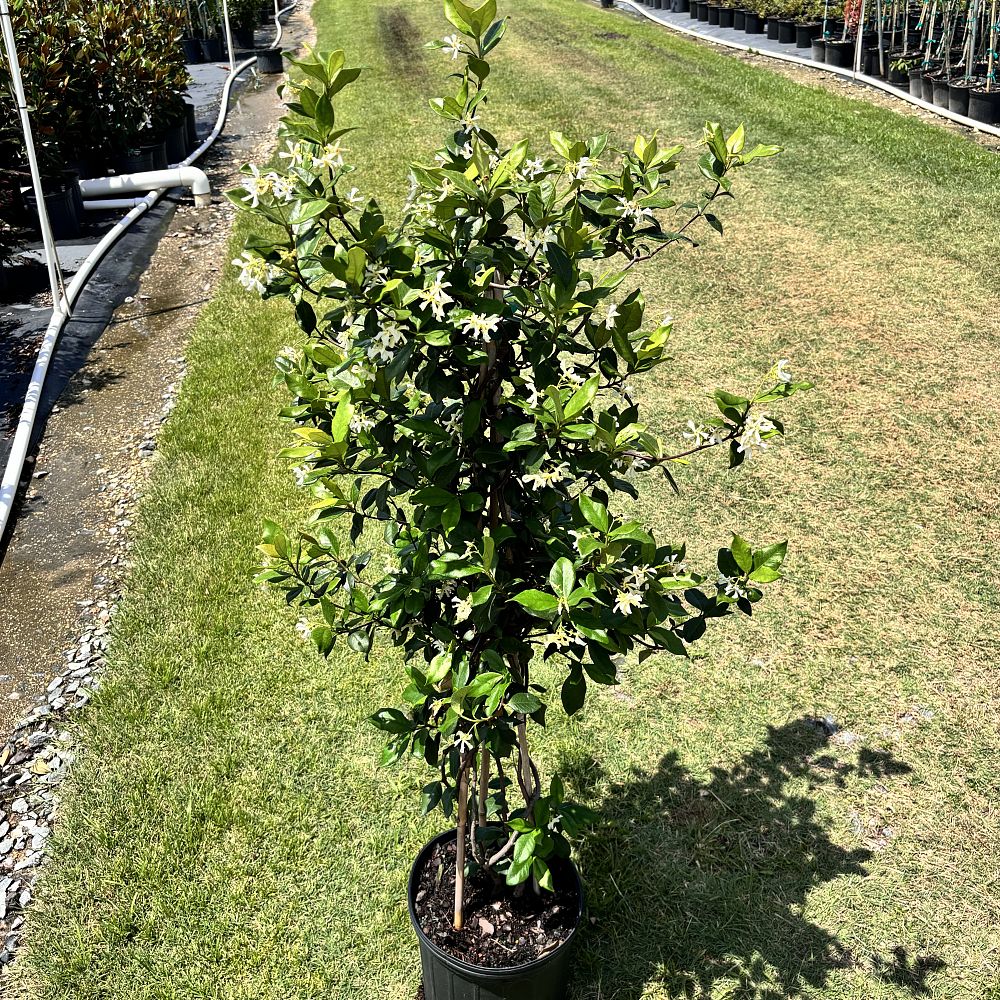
[477, 749, 490, 827]
[454, 756, 470, 931]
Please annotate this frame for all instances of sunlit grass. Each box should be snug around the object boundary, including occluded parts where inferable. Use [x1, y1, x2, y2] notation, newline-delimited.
[13, 1, 1000, 998]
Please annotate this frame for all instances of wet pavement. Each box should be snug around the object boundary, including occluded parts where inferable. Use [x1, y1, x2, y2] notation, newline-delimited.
[0, 34, 274, 479]
[0, 3, 312, 736]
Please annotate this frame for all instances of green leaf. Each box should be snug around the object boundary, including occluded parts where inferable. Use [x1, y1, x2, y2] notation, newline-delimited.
[369, 708, 410, 734]
[412, 486, 455, 508]
[511, 589, 560, 612]
[549, 558, 575, 600]
[533, 858, 554, 891]
[345, 246, 367, 287]
[731, 535, 752, 574]
[579, 495, 609, 533]
[420, 782, 442, 815]
[748, 565, 782, 584]
[753, 541, 788, 572]
[564, 374, 599, 420]
[508, 692, 543, 714]
[561, 667, 586, 715]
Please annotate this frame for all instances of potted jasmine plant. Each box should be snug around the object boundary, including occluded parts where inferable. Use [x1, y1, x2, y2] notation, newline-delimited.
[233, 2, 810, 997]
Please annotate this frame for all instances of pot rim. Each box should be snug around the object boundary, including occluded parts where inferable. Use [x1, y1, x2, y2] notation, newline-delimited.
[407, 829, 585, 979]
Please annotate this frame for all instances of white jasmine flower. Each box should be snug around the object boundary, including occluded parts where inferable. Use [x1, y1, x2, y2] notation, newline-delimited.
[462, 313, 501, 343]
[452, 594, 473, 623]
[613, 588, 643, 615]
[775, 358, 792, 383]
[231, 251, 276, 295]
[421, 272, 454, 320]
[295, 618, 311, 639]
[293, 466, 309, 486]
[681, 420, 717, 448]
[718, 574, 749, 600]
[617, 196, 654, 224]
[267, 172, 294, 202]
[350, 413, 376, 434]
[240, 164, 272, 208]
[345, 187, 363, 207]
[367, 321, 406, 363]
[459, 141, 474, 158]
[454, 730, 474, 753]
[604, 303, 620, 329]
[569, 156, 591, 181]
[521, 462, 571, 491]
[736, 413, 776, 460]
[278, 139, 309, 165]
[459, 112, 480, 134]
[312, 141, 346, 171]
[559, 356, 585, 388]
[522, 157, 546, 179]
[442, 33, 462, 59]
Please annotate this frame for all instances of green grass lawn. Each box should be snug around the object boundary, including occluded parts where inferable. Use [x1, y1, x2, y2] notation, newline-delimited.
[13, 1, 1000, 998]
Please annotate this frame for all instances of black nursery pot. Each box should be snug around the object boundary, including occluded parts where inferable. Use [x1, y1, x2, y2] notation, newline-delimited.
[733, 7, 746, 28]
[948, 80, 971, 116]
[27, 184, 80, 240]
[931, 76, 950, 108]
[183, 101, 199, 153]
[673, 0, 690, 13]
[908, 67, 924, 96]
[696, 3, 710, 22]
[688, 0, 700, 20]
[766, 18, 779, 39]
[707, 4, 721, 24]
[201, 36, 224, 61]
[968, 88, 1000, 124]
[920, 73, 935, 103]
[718, 6, 734, 26]
[114, 148, 155, 174]
[796, 22, 820, 47]
[777, 18, 796, 42]
[180, 36, 204, 63]
[256, 47, 285, 74]
[811, 37, 826, 61]
[599, 0, 613, 7]
[161, 120, 188, 165]
[409, 832, 585, 1000]
[743, 11, 764, 32]
[824, 39, 855, 68]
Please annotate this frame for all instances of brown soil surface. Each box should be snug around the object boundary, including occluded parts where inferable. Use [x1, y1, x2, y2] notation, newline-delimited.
[413, 837, 579, 969]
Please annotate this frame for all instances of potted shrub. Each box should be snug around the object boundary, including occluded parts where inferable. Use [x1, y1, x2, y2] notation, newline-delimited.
[719, 2, 736, 28]
[234, 2, 810, 997]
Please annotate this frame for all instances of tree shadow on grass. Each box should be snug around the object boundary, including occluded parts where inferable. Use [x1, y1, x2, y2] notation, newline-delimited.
[569, 719, 936, 999]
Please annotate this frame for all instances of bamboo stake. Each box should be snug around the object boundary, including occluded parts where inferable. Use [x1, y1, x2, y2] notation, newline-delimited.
[988, 0, 998, 89]
[453, 757, 470, 931]
[477, 749, 490, 828]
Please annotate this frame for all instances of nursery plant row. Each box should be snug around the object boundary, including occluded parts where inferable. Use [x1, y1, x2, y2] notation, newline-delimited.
[619, 0, 1000, 123]
[0, 0, 282, 264]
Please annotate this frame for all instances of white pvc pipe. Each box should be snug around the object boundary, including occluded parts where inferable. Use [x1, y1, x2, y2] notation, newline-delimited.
[0, 1, 298, 542]
[80, 166, 212, 208]
[82, 198, 149, 211]
[221, 0, 236, 70]
[0, 0, 64, 307]
[617, 0, 1000, 138]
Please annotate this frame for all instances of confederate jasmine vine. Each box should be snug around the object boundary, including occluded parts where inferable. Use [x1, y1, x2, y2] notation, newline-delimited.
[232, 0, 812, 930]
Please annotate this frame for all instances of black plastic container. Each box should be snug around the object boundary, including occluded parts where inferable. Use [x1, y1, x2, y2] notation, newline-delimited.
[707, 4, 721, 23]
[180, 37, 204, 63]
[744, 11, 764, 32]
[673, 0, 690, 12]
[948, 80, 971, 116]
[931, 76, 950, 107]
[201, 36, 223, 61]
[183, 101, 199, 153]
[733, 7, 746, 28]
[688, 0, 700, 19]
[811, 37, 826, 61]
[233, 27, 255, 48]
[256, 46, 284, 73]
[696, 3, 709, 22]
[969, 88, 1000, 124]
[824, 39, 854, 68]
[719, 6, 734, 26]
[908, 67, 924, 96]
[27, 185, 80, 240]
[920, 74, 935, 103]
[796, 22, 820, 46]
[114, 149, 155, 174]
[409, 831, 584, 1000]
[766, 18, 779, 38]
[161, 121, 188, 165]
[777, 18, 796, 42]
[862, 46, 884, 76]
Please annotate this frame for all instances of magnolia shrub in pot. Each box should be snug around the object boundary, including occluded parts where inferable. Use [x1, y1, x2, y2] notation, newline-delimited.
[233, 1, 810, 996]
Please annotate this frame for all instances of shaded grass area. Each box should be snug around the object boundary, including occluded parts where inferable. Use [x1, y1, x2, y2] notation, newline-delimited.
[14, 1, 1000, 998]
